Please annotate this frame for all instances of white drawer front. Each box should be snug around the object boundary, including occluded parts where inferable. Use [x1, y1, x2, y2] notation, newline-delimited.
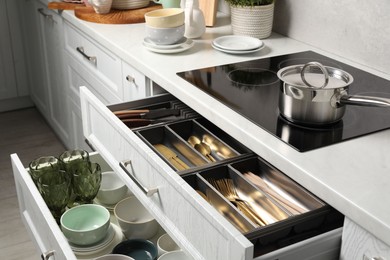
[11, 153, 76, 260]
[80, 87, 253, 260]
[64, 21, 122, 102]
[122, 60, 148, 101]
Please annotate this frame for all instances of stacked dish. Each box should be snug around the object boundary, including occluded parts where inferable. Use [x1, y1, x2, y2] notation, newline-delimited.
[143, 8, 194, 53]
[111, 0, 150, 10]
[212, 35, 265, 54]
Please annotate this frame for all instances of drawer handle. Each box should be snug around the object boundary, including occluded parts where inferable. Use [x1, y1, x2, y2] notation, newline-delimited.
[41, 250, 55, 260]
[76, 47, 97, 65]
[126, 75, 135, 83]
[37, 8, 53, 20]
[120, 160, 158, 197]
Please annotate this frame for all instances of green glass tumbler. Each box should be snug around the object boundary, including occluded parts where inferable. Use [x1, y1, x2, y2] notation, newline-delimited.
[37, 170, 71, 223]
[29, 156, 62, 185]
[72, 161, 102, 204]
[59, 149, 90, 173]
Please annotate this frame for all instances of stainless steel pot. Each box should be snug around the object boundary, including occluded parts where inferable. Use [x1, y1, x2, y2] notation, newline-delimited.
[277, 62, 390, 125]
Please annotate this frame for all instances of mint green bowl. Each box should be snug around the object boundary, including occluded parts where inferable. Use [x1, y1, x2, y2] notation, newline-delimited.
[60, 204, 110, 246]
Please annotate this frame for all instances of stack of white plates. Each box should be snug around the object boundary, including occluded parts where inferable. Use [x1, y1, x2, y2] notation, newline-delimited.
[142, 37, 194, 54]
[111, 0, 150, 10]
[212, 35, 265, 54]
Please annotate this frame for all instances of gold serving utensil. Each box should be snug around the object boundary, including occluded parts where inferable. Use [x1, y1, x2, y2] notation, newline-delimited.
[243, 172, 308, 215]
[153, 144, 189, 171]
[202, 134, 236, 159]
[209, 178, 266, 226]
[188, 136, 216, 162]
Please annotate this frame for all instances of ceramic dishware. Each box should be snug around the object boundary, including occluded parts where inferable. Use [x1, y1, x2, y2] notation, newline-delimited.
[153, 0, 180, 8]
[114, 196, 159, 239]
[96, 171, 128, 205]
[145, 24, 185, 45]
[144, 8, 184, 28]
[29, 156, 62, 184]
[157, 233, 181, 257]
[90, 0, 113, 14]
[60, 204, 110, 246]
[158, 250, 192, 260]
[94, 254, 135, 260]
[37, 169, 71, 223]
[112, 239, 158, 260]
[72, 161, 102, 204]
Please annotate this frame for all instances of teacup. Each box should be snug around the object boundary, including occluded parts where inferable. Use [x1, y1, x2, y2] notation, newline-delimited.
[153, 0, 181, 8]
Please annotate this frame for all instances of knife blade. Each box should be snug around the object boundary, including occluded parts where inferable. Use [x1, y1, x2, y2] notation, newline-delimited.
[114, 108, 181, 119]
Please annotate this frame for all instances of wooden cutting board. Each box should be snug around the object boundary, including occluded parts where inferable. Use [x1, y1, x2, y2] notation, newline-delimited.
[48, 2, 162, 24]
[198, 0, 218, 27]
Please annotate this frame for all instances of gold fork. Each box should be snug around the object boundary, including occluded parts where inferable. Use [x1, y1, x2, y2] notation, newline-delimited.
[209, 178, 266, 226]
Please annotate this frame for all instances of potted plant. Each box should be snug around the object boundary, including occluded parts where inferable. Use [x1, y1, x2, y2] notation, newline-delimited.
[225, 0, 275, 39]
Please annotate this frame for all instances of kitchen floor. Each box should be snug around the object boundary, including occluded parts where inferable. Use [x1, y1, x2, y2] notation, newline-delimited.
[0, 107, 65, 260]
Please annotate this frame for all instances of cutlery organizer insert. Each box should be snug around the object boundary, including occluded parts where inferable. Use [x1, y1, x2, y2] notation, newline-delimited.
[183, 156, 344, 257]
[136, 118, 253, 174]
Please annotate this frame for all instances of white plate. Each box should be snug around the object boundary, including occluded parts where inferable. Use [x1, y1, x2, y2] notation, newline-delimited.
[213, 35, 263, 51]
[70, 224, 115, 253]
[212, 42, 265, 54]
[143, 38, 194, 54]
[143, 37, 188, 50]
[74, 223, 125, 259]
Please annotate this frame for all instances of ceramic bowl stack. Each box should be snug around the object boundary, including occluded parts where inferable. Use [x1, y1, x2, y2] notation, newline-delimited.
[143, 8, 194, 53]
[212, 35, 265, 54]
[111, 0, 150, 10]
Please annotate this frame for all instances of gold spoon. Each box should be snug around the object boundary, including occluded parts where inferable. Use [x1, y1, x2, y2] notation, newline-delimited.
[194, 143, 216, 162]
[188, 135, 201, 147]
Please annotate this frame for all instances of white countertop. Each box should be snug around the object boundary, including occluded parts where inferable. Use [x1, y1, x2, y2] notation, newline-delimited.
[61, 9, 390, 246]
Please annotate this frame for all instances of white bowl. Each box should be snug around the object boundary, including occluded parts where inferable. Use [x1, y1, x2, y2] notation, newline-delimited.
[114, 196, 159, 239]
[60, 204, 110, 246]
[145, 24, 185, 45]
[157, 233, 181, 257]
[96, 171, 128, 205]
[158, 251, 192, 260]
[144, 8, 184, 28]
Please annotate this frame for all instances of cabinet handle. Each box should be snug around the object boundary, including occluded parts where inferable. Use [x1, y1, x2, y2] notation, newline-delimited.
[126, 75, 135, 83]
[120, 160, 158, 196]
[41, 250, 55, 260]
[76, 47, 97, 65]
[37, 8, 53, 20]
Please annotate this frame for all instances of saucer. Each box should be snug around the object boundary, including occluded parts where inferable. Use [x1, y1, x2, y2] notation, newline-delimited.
[143, 37, 188, 50]
[143, 38, 194, 54]
[73, 223, 125, 259]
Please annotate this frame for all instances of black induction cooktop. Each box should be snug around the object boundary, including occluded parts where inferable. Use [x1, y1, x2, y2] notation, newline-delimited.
[177, 51, 390, 152]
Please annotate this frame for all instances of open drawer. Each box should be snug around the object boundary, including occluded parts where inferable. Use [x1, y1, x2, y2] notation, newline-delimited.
[80, 87, 344, 260]
[11, 152, 113, 260]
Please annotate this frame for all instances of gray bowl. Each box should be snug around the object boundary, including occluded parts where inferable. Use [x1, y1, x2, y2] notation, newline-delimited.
[145, 24, 185, 45]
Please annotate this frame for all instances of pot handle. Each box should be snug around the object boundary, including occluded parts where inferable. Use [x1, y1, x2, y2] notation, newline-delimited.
[339, 95, 390, 107]
[300, 62, 329, 89]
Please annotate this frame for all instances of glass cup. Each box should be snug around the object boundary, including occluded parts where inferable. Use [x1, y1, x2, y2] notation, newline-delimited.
[72, 161, 102, 205]
[59, 149, 90, 173]
[29, 156, 62, 185]
[59, 150, 90, 207]
[37, 170, 71, 223]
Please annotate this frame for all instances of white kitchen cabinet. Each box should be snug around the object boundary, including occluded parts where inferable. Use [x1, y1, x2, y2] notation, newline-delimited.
[340, 217, 390, 260]
[21, 0, 70, 145]
[0, 0, 17, 101]
[79, 87, 344, 260]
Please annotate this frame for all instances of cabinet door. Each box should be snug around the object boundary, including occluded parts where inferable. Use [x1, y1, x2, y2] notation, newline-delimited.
[35, 1, 70, 145]
[340, 217, 390, 260]
[0, 0, 17, 100]
[21, 0, 49, 114]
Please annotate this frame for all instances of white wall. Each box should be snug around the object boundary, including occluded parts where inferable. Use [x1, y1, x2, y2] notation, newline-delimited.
[272, 0, 390, 75]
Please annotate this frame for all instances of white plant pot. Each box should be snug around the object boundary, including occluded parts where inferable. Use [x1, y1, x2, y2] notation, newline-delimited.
[230, 2, 274, 39]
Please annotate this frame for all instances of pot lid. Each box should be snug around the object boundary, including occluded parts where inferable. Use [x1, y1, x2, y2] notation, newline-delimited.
[277, 62, 354, 89]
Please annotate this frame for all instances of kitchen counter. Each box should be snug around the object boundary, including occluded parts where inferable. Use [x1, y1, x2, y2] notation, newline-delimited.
[59, 7, 390, 247]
